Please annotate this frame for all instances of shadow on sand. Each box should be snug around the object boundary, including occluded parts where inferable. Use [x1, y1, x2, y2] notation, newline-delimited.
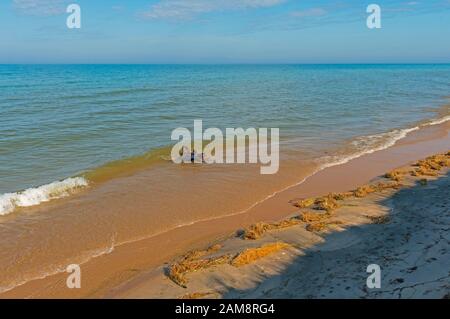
[215, 172, 450, 299]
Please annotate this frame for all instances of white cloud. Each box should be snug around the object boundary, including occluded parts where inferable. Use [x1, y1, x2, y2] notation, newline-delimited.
[290, 8, 327, 18]
[13, 0, 68, 16]
[142, 0, 285, 20]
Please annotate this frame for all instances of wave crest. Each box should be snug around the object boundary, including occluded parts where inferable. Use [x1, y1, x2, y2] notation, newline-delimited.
[0, 177, 88, 216]
[317, 112, 450, 169]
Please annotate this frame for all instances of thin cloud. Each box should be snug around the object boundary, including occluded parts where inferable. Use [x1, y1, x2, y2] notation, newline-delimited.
[12, 0, 68, 16]
[141, 0, 285, 20]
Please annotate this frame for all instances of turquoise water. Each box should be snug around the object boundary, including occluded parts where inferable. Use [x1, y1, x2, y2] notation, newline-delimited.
[1, 64, 449, 195]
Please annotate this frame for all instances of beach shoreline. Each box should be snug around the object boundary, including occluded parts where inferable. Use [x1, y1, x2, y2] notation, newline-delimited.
[109, 146, 450, 299]
[1, 119, 449, 299]
[145, 156, 450, 299]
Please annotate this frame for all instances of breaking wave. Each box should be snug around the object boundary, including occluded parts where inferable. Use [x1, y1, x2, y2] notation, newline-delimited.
[0, 177, 88, 216]
[317, 113, 450, 169]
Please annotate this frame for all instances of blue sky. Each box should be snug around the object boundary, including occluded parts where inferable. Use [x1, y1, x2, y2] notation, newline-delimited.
[1, 0, 450, 63]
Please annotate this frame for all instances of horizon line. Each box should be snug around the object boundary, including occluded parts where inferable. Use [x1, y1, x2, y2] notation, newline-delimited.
[2, 62, 450, 66]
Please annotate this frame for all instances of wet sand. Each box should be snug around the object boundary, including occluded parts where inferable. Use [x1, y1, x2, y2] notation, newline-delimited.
[1, 121, 449, 298]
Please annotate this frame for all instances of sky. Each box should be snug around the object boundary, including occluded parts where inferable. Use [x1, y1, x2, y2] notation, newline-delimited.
[0, 0, 450, 63]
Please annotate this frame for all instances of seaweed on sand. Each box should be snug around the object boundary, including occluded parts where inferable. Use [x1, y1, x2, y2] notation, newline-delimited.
[168, 244, 231, 287]
[241, 217, 301, 240]
[231, 242, 291, 267]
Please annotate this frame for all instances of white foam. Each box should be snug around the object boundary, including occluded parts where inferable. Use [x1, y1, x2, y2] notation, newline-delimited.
[317, 127, 420, 169]
[316, 112, 449, 170]
[424, 115, 450, 126]
[0, 177, 88, 216]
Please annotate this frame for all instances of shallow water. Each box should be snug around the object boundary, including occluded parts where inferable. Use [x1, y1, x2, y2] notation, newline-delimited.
[1, 64, 449, 195]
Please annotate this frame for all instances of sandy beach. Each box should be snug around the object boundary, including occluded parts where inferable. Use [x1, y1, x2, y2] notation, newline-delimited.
[130, 153, 449, 299]
[2, 119, 448, 299]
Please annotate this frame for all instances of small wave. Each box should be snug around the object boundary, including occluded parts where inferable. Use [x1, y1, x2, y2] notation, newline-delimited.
[317, 112, 450, 169]
[317, 127, 419, 169]
[424, 115, 450, 126]
[0, 177, 88, 216]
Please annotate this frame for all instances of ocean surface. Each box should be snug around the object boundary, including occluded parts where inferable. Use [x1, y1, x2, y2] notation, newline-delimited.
[0, 64, 449, 293]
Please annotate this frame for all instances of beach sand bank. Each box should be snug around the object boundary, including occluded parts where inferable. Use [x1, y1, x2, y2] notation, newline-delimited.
[1, 121, 449, 299]
[130, 152, 449, 299]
